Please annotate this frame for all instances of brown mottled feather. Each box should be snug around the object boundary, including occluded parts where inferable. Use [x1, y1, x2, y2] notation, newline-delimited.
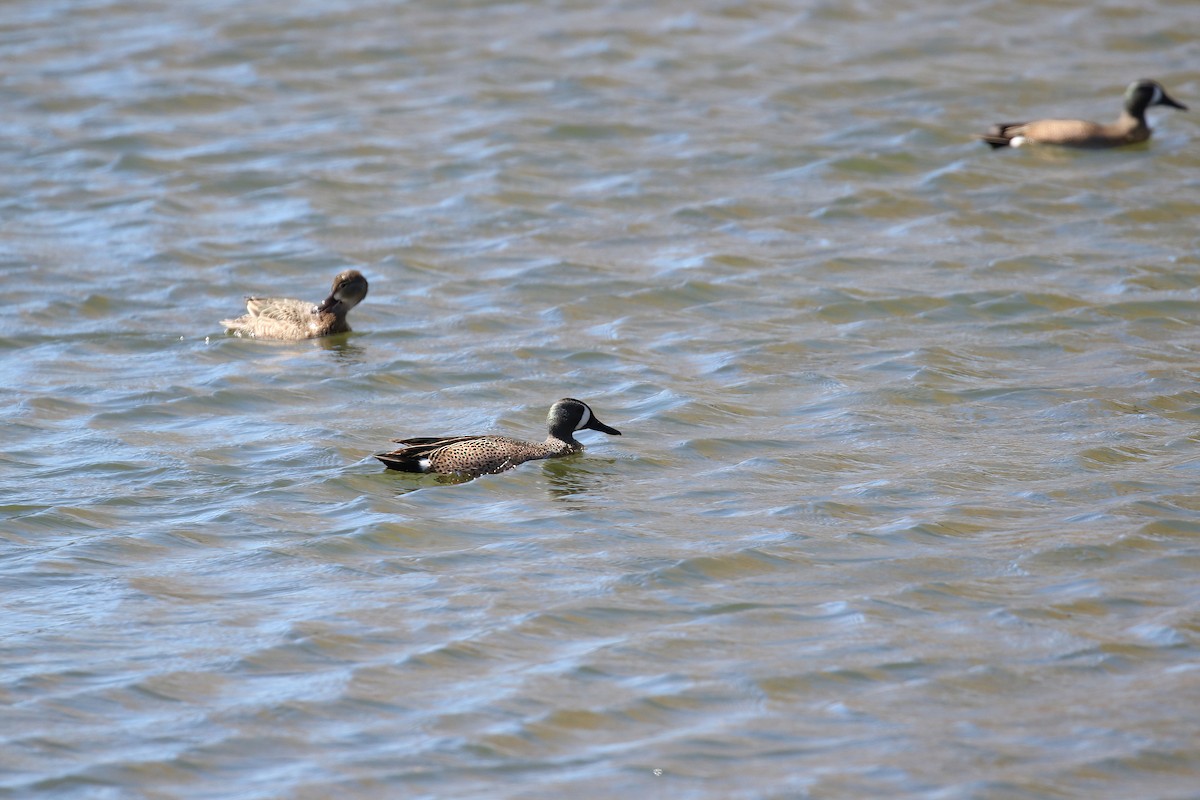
[376, 398, 622, 477]
[222, 270, 368, 340]
[981, 118, 1141, 149]
[378, 435, 574, 476]
[979, 79, 1186, 149]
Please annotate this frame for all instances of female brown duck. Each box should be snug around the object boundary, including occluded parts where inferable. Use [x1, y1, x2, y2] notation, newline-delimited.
[222, 270, 369, 339]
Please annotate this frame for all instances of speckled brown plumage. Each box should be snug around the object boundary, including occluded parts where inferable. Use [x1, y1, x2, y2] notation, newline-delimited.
[979, 79, 1186, 149]
[376, 399, 622, 477]
[222, 269, 369, 340]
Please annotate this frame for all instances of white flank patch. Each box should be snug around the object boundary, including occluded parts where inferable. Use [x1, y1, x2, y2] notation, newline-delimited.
[1010, 136, 1027, 148]
[418, 457, 432, 472]
[575, 403, 591, 430]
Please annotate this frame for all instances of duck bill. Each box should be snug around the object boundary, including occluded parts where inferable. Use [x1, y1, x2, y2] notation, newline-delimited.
[585, 418, 621, 436]
[1159, 91, 1187, 110]
[314, 293, 340, 313]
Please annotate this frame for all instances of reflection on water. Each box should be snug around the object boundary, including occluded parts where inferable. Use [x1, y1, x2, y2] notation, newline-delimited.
[541, 459, 615, 507]
[389, 471, 475, 491]
[316, 336, 368, 363]
[1, 0, 1198, 798]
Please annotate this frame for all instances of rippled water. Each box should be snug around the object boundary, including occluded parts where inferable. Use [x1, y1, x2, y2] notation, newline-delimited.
[3, 0, 1199, 797]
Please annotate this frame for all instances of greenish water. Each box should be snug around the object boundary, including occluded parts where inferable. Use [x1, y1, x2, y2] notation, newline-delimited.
[2, 1, 1198, 798]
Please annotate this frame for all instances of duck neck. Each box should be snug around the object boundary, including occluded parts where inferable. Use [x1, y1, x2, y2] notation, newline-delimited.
[1114, 110, 1149, 138]
[544, 434, 581, 454]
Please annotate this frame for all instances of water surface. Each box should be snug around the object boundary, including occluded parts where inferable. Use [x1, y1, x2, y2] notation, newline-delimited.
[2, 1, 1199, 798]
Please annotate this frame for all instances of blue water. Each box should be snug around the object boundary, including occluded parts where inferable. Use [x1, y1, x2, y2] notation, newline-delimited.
[2, 1, 1199, 798]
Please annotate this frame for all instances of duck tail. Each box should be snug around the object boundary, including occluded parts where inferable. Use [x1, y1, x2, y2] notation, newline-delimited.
[375, 451, 424, 471]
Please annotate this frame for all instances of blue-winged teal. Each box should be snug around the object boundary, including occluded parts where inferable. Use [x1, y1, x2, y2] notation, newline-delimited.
[376, 398, 622, 476]
[222, 270, 369, 339]
[980, 79, 1187, 149]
